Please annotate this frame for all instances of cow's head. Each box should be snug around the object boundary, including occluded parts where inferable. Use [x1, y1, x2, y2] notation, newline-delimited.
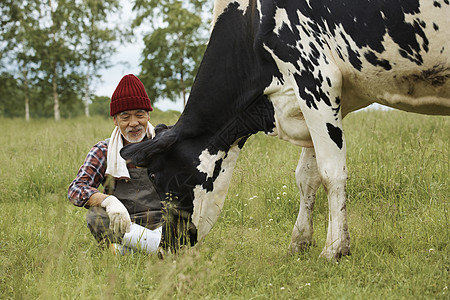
[121, 96, 274, 254]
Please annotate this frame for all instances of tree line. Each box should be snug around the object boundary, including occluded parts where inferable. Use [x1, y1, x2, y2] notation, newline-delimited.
[0, 0, 210, 120]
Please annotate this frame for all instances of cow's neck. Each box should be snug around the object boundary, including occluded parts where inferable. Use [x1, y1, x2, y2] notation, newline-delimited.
[176, 1, 273, 143]
[190, 93, 274, 241]
[208, 93, 275, 152]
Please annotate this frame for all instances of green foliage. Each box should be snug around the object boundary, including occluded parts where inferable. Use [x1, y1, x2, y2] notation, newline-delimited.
[0, 0, 124, 120]
[0, 110, 448, 299]
[134, 0, 211, 106]
[90, 95, 111, 117]
[0, 0, 210, 118]
[0, 72, 22, 117]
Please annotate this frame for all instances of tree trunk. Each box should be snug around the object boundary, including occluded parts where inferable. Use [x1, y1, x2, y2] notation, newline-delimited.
[23, 66, 30, 121]
[53, 65, 60, 121]
[84, 66, 90, 117]
[180, 55, 186, 108]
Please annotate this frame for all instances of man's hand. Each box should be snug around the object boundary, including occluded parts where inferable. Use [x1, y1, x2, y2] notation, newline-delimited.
[101, 195, 131, 234]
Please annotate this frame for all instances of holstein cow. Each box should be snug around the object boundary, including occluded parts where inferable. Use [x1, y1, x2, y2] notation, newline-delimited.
[122, 0, 449, 260]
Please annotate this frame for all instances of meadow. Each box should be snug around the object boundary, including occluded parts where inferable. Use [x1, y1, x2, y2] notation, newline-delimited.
[0, 109, 448, 299]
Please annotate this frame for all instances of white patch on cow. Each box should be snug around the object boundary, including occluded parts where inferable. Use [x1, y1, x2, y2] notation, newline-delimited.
[274, 7, 292, 33]
[212, 0, 249, 30]
[192, 143, 241, 241]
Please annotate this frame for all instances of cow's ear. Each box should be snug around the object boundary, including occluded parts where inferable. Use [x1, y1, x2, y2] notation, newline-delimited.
[120, 131, 177, 166]
[154, 123, 174, 137]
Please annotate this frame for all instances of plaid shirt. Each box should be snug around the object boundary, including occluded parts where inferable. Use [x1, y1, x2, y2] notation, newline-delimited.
[68, 140, 108, 207]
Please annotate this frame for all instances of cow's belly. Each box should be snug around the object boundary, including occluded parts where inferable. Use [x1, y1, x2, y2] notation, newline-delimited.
[339, 65, 450, 116]
[266, 81, 313, 147]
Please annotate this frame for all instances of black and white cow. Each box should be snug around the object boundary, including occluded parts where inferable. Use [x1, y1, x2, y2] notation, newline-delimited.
[122, 0, 449, 260]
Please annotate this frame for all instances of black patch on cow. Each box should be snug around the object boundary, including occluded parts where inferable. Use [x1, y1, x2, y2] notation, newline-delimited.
[202, 178, 213, 192]
[278, 22, 298, 47]
[308, 42, 320, 66]
[212, 158, 223, 177]
[332, 97, 341, 120]
[294, 72, 332, 110]
[340, 32, 362, 71]
[433, 23, 439, 31]
[326, 123, 343, 149]
[264, 0, 430, 70]
[364, 51, 392, 70]
[434, 1, 441, 7]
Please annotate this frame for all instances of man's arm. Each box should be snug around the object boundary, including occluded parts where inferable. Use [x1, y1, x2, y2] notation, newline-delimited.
[68, 141, 108, 207]
[85, 192, 109, 207]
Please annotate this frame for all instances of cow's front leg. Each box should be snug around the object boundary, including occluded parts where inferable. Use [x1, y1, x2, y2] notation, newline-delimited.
[289, 147, 321, 253]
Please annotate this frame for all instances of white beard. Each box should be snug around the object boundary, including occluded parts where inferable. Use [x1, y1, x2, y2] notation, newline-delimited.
[120, 125, 146, 144]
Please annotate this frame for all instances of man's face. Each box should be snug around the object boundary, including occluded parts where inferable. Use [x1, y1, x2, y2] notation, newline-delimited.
[114, 110, 150, 145]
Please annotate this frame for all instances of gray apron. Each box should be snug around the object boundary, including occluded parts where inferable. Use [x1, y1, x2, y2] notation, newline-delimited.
[86, 168, 162, 244]
[113, 168, 162, 230]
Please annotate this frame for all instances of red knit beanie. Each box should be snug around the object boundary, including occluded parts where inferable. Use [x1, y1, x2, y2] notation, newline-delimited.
[110, 74, 153, 116]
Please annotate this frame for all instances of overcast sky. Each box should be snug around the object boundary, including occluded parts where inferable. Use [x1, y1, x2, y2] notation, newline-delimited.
[95, 1, 184, 112]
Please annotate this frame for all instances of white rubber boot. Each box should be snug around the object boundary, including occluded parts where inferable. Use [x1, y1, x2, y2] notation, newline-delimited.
[122, 223, 162, 253]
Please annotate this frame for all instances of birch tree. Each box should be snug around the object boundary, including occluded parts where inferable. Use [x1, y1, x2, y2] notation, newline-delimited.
[0, 0, 40, 120]
[78, 0, 122, 117]
[133, 0, 211, 107]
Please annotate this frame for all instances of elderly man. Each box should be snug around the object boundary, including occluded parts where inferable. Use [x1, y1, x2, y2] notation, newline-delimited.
[68, 74, 162, 254]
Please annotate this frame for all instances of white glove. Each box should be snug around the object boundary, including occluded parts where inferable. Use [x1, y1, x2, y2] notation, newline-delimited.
[101, 195, 131, 234]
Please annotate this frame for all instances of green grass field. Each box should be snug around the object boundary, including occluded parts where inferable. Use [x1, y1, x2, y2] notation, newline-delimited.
[0, 109, 448, 299]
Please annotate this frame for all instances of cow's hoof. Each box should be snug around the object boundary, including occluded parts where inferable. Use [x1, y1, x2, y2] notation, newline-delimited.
[288, 240, 315, 254]
[319, 246, 351, 261]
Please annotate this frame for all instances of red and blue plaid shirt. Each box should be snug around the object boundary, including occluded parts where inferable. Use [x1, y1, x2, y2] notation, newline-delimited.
[68, 140, 108, 207]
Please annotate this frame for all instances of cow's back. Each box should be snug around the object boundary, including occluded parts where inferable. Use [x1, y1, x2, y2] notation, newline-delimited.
[317, 0, 450, 115]
[263, 0, 450, 116]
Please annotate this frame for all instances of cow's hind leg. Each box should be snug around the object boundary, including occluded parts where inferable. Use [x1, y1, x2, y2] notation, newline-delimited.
[289, 147, 321, 253]
[293, 66, 350, 260]
[299, 108, 350, 261]
[303, 115, 350, 260]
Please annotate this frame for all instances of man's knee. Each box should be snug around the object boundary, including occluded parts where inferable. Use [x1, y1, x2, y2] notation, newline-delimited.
[86, 207, 122, 244]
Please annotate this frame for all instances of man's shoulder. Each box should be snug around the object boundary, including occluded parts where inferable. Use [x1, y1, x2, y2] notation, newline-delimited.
[91, 139, 109, 153]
